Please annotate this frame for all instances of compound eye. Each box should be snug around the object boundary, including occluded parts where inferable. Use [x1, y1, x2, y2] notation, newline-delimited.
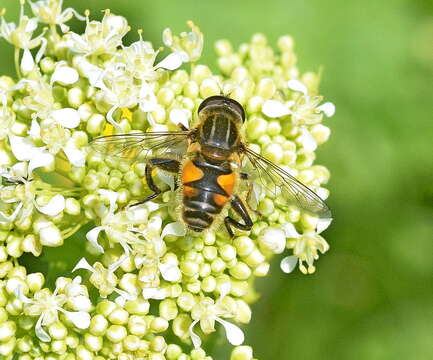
[198, 96, 245, 122]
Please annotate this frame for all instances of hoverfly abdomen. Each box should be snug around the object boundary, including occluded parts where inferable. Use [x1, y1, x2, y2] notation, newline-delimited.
[181, 157, 236, 232]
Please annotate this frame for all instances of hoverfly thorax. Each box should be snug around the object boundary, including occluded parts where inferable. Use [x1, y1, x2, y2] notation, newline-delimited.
[197, 96, 244, 161]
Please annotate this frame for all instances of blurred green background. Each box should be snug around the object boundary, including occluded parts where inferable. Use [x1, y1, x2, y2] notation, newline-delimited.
[1, 0, 432, 359]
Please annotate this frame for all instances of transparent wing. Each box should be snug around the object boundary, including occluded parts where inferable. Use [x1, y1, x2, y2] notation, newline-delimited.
[89, 131, 191, 162]
[241, 147, 332, 219]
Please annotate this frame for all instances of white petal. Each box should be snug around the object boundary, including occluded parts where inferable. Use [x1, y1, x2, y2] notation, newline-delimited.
[280, 255, 298, 273]
[114, 288, 137, 301]
[35, 315, 51, 342]
[134, 256, 146, 268]
[219, 281, 231, 298]
[189, 320, 202, 349]
[13, 285, 32, 304]
[316, 217, 333, 234]
[21, 49, 35, 73]
[28, 149, 54, 174]
[72, 257, 95, 273]
[106, 105, 121, 129]
[25, 18, 38, 33]
[316, 187, 329, 201]
[145, 201, 160, 213]
[35, 38, 47, 63]
[51, 108, 81, 128]
[139, 99, 158, 113]
[148, 216, 162, 233]
[51, 66, 79, 85]
[28, 119, 41, 138]
[262, 100, 291, 118]
[317, 102, 335, 117]
[178, 51, 190, 62]
[142, 287, 167, 300]
[156, 52, 183, 70]
[162, 28, 173, 46]
[80, 60, 106, 89]
[60, 24, 69, 33]
[298, 128, 317, 152]
[216, 318, 244, 346]
[63, 146, 86, 167]
[0, 202, 23, 223]
[37, 194, 65, 216]
[287, 79, 308, 95]
[65, 310, 90, 329]
[9, 135, 34, 161]
[85, 226, 105, 253]
[10, 163, 28, 178]
[159, 263, 182, 282]
[108, 253, 129, 273]
[281, 223, 301, 238]
[98, 189, 118, 214]
[161, 221, 186, 239]
[169, 108, 189, 129]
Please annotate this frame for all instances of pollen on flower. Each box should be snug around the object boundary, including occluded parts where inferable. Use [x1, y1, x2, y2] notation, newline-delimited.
[0, 0, 333, 358]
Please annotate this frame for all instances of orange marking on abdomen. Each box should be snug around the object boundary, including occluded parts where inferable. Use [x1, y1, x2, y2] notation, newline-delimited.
[217, 172, 236, 196]
[213, 193, 229, 206]
[183, 185, 199, 198]
[182, 160, 204, 185]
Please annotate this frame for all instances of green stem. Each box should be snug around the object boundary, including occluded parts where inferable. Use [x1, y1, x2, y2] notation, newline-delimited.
[61, 220, 87, 239]
[14, 47, 22, 79]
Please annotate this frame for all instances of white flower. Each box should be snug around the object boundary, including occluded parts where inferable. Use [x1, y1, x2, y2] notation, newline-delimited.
[85, 189, 149, 254]
[119, 30, 183, 81]
[0, 79, 27, 139]
[189, 283, 244, 348]
[14, 278, 91, 342]
[23, 75, 81, 128]
[29, 119, 86, 167]
[126, 219, 184, 299]
[67, 9, 129, 56]
[262, 79, 335, 153]
[94, 64, 140, 128]
[9, 135, 54, 174]
[72, 258, 137, 303]
[286, 231, 330, 274]
[0, 165, 65, 225]
[0, 4, 47, 73]
[163, 21, 203, 63]
[29, 0, 85, 32]
[138, 81, 159, 113]
[262, 79, 335, 124]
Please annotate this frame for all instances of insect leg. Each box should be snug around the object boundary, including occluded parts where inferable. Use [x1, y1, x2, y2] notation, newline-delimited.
[129, 158, 180, 207]
[224, 195, 253, 237]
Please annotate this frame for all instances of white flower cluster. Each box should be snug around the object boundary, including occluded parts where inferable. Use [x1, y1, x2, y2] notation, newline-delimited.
[0, 1, 334, 359]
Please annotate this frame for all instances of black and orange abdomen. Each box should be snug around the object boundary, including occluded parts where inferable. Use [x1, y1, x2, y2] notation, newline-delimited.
[181, 158, 236, 232]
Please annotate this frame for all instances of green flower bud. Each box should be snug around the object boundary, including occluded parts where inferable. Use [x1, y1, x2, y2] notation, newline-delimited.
[231, 345, 254, 360]
[106, 325, 127, 343]
[159, 299, 178, 320]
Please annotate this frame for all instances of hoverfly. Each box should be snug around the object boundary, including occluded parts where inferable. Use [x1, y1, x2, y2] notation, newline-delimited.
[90, 96, 331, 236]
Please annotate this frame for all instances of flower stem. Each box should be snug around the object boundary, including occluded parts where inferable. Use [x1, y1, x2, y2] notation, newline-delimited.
[14, 47, 22, 78]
